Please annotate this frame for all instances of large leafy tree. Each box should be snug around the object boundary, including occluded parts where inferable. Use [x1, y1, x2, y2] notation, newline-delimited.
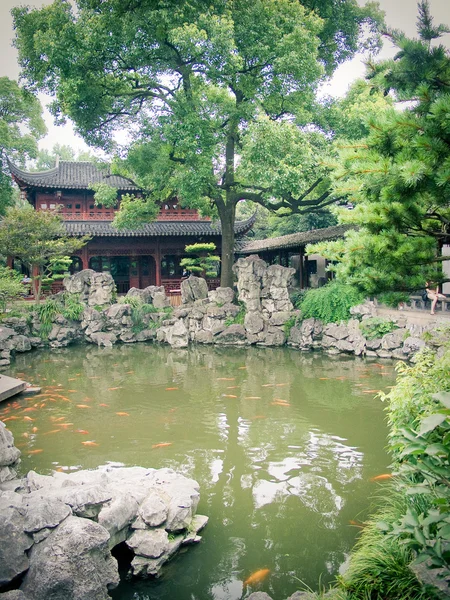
[0, 77, 46, 213]
[13, 0, 382, 286]
[0, 207, 89, 304]
[309, 1, 450, 295]
[29, 143, 100, 171]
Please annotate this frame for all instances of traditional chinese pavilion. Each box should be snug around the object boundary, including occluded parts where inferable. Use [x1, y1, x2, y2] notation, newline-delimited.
[8, 159, 255, 293]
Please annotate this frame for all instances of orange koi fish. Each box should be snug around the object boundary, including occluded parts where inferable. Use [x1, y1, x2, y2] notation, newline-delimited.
[23, 416, 34, 422]
[261, 384, 274, 387]
[68, 378, 77, 381]
[319, 377, 330, 380]
[76, 405, 91, 409]
[99, 403, 109, 407]
[77, 429, 89, 435]
[238, 366, 247, 370]
[222, 394, 237, 398]
[349, 520, 365, 528]
[362, 390, 381, 394]
[152, 442, 172, 449]
[67, 390, 77, 393]
[22, 432, 29, 438]
[370, 473, 393, 482]
[271, 401, 290, 407]
[54, 417, 66, 422]
[22, 407, 37, 413]
[217, 378, 235, 381]
[89, 376, 100, 379]
[165, 387, 178, 391]
[108, 387, 122, 391]
[82, 441, 99, 447]
[243, 568, 270, 587]
[226, 386, 239, 389]
[116, 412, 130, 417]
[126, 371, 134, 374]
[28, 449, 44, 455]
[275, 383, 288, 387]
[2, 416, 20, 422]
[32, 427, 38, 433]
[58, 423, 73, 428]
[245, 396, 261, 400]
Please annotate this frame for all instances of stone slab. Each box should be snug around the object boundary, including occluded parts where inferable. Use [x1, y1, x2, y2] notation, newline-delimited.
[0, 375, 27, 403]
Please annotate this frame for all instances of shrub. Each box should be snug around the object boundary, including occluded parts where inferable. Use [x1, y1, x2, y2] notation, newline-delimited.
[224, 302, 246, 327]
[60, 293, 85, 321]
[359, 317, 399, 340]
[377, 291, 410, 308]
[0, 267, 26, 313]
[299, 281, 364, 324]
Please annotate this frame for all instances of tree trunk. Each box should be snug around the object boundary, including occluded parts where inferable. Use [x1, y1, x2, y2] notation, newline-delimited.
[218, 198, 236, 289]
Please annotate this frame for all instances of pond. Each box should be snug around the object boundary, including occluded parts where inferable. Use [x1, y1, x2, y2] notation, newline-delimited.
[2, 345, 396, 600]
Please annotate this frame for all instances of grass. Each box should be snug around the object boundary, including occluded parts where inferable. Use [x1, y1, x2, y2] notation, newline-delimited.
[339, 487, 439, 600]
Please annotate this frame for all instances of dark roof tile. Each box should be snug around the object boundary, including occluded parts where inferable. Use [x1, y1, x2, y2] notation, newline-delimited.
[240, 224, 355, 253]
[8, 159, 140, 191]
[64, 216, 255, 237]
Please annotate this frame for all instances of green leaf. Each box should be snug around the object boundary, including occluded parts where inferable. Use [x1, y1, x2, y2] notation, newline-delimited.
[413, 526, 427, 546]
[432, 392, 450, 409]
[418, 413, 447, 436]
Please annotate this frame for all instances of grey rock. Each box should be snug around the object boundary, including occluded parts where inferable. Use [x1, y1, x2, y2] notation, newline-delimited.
[23, 496, 71, 532]
[11, 335, 31, 353]
[381, 331, 403, 350]
[139, 492, 168, 527]
[0, 422, 21, 467]
[247, 594, 273, 600]
[194, 330, 213, 344]
[0, 506, 33, 585]
[89, 332, 117, 347]
[181, 276, 208, 304]
[126, 287, 153, 304]
[377, 349, 393, 359]
[98, 495, 139, 545]
[208, 287, 234, 305]
[21, 516, 119, 600]
[0, 591, 28, 599]
[153, 292, 169, 309]
[244, 312, 264, 334]
[0, 327, 16, 342]
[126, 529, 169, 559]
[403, 337, 426, 355]
[336, 339, 355, 353]
[215, 324, 247, 345]
[365, 338, 382, 350]
[323, 324, 349, 340]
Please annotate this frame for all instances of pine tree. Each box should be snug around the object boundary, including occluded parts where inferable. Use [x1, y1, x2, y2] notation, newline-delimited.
[309, 1, 450, 295]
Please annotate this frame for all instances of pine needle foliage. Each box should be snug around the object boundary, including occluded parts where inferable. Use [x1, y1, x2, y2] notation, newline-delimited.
[308, 2, 450, 296]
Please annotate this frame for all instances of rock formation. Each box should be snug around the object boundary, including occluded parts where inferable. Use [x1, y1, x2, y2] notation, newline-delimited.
[0, 430, 207, 598]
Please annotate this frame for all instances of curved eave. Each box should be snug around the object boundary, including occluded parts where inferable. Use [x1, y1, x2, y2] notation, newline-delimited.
[7, 158, 141, 192]
[64, 215, 255, 237]
[240, 224, 356, 254]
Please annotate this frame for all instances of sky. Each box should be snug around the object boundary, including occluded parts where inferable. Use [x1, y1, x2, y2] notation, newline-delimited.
[0, 0, 449, 156]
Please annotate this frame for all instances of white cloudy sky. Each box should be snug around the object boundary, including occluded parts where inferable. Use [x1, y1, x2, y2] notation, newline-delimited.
[0, 0, 449, 155]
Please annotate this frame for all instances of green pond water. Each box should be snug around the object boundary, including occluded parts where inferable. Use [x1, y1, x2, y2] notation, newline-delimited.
[2, 344, 396, 600]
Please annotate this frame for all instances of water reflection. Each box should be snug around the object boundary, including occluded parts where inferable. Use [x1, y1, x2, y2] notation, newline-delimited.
[3, 344, 395, 599]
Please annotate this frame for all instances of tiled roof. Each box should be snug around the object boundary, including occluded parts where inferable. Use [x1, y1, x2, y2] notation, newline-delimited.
[64, 215, 255, 237]
[240, 224, 355, 253]
[7, 159, 140, 191]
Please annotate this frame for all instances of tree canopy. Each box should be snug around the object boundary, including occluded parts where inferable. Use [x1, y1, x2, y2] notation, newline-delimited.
[29, 143, 101, 171]
[0, 77, 46, 213]
[0, 207, 88, 303]
[308, 1, 450, 296]
[13, 0, 383, 286]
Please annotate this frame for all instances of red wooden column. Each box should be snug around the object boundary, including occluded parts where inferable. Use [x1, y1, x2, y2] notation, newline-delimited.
[155, 242, 161, 286]
[81, 246, 89, 270]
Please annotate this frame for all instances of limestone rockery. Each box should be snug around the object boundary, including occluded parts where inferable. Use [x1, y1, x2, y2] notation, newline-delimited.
[0, 455, 207, 599]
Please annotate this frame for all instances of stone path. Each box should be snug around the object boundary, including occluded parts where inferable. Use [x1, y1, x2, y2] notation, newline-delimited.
[0, 374, 26, 404]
